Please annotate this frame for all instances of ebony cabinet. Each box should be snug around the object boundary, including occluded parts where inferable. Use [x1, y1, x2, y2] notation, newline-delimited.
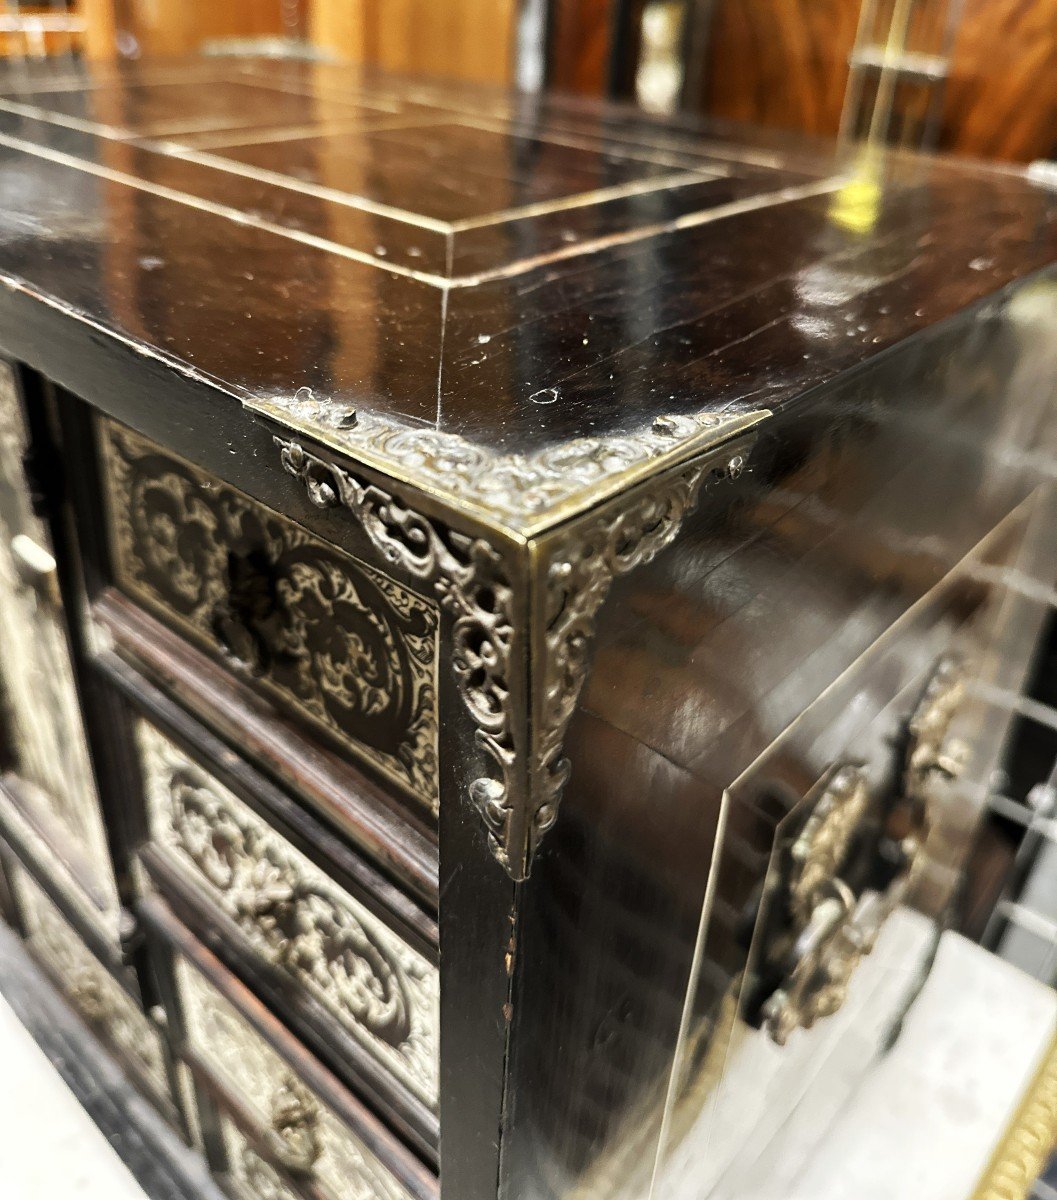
[0, 54, 1055, 1200]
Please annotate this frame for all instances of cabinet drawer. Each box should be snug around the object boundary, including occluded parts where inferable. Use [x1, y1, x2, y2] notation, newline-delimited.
[99, 417, 439, 817]
[9, 859, 172, 1112]
[216, 1109, 302, 1200]
[151, 904, 435, 1200]
[135, 714, 440, 1116]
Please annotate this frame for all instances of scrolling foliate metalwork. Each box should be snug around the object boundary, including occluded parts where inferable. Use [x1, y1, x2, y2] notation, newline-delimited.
[258, 389, 766, 529]
[276, 436, 750, 879]
[102, 422, 439, 810]
[531, 466, 720, 850]
[137, 718, 439, 1106]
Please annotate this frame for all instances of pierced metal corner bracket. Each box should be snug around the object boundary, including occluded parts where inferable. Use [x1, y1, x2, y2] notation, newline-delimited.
[275, 435, 753, 879]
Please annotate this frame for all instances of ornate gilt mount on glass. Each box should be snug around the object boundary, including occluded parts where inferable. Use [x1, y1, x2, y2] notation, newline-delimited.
[100, 420, 440, 812]
[757, 763, 927, 1046]
[758, 658, 972, 1043]
[904, 654, 970, 804]
[275, 414, 760, 881]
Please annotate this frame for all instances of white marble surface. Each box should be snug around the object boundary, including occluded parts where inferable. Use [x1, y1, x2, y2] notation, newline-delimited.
[656, 914, 1057, 1200]
[670, 905, 937, 1199]
[0, 991, 150, 1200]
[754, 930, 1057, 1200]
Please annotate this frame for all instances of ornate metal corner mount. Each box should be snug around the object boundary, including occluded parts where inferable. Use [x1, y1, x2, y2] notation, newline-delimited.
[905, 653, 971, 801]
[276, 435, 751, 880]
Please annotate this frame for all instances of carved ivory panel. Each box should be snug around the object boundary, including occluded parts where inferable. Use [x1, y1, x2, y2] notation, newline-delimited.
[0, 362, 120, 933]
[101, 419, 440, 814]
[137, 717, 439, 1109]
[174, 952, 417, 1200]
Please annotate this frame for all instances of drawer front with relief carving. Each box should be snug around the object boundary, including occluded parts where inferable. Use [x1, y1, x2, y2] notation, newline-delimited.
[10, 862, 170, 1103]
[217, 1110, 305, 1200]
[136, 717, 439, 1110]
[174, 953, 420, 1200]
[100, 418, 440, 814]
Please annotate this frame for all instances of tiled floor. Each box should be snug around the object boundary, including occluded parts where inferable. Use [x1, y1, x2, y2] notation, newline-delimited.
[0, 923, 218, 1200]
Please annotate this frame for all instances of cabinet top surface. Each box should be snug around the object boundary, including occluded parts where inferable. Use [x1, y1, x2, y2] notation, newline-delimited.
[0, 55, 1055, 535]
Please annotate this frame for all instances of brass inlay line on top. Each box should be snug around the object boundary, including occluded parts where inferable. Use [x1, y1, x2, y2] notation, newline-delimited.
[170, 113, 443, 152]
[459, 176, 846, 289]
[0, 118, 846, 288]
[155, 142, 453, 232]
[447, 170, 718, 231]
[0, 90, 730, 233]
[233, 59, 796, 172]
[0, 127, 452, 282]
[447, 109, 733, 174]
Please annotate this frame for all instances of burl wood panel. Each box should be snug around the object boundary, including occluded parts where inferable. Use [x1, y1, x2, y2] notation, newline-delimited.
[939, 0, 1057, 162]
[309, 0, 517, 86]
[700, 0, 861, 136]
[700, 0, 1057, 162]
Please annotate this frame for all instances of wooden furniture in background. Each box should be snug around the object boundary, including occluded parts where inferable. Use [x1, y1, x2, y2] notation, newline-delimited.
[81, 0, 286, 60]
[0, 4, 84, 59]
[695, 0, 1057, 162]
[938, 0, 1057, 162]
[76, 0, 517, 85]
[700, 0, 859, 136]
[310, 0, 517, 85]
[29, 0, 1057, 162]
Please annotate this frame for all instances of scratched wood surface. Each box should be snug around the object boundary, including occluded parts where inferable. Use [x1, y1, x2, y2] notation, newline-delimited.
[0, 55, 1053, 486]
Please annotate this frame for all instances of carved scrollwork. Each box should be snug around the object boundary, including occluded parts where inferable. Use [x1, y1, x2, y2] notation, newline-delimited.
[11, 866, 168, 1093]
[265, 1077, 322, 1174]
[237, 1146, 299, 1200]
[102, 422, 439, 810]
[137, 720, 439, 1106]
[277, 435, 747, 879]
[259, 388, 765, 527]
[182, 963, 416, 1200]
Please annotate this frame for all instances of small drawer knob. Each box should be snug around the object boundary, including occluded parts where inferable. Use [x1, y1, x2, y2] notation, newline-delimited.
[69, 971, 110, 1024]
[10, 534, 61, 607]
